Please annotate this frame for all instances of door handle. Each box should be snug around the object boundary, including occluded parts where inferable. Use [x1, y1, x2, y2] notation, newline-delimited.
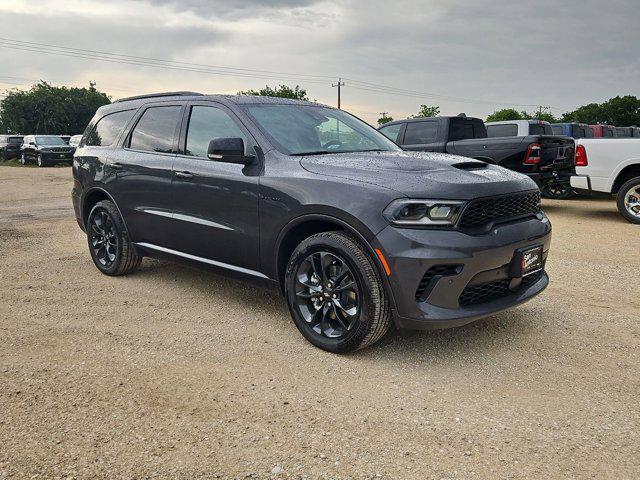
[111, 162, 124, 169]
[175, 170, 194, 179]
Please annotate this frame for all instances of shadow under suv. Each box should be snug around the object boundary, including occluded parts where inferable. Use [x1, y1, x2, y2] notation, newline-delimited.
[72, 92, 551, 353]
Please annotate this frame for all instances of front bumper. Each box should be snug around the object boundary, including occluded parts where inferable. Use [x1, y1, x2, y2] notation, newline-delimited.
[373, 215, 552, 330]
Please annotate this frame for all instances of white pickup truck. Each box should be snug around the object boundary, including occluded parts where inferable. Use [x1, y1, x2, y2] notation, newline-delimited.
[570, 138, 640, 224]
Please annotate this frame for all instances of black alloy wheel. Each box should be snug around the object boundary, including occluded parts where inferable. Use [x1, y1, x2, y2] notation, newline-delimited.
[541, 183, 573, 200]
[86, 200, 142, 275]
[285, 231, 391, 353]
[89, 208, 119, 268]
[293, 251, 360, 339]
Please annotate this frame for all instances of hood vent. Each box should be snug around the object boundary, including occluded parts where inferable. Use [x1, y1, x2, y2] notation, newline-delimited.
[453, 161, 488, 171]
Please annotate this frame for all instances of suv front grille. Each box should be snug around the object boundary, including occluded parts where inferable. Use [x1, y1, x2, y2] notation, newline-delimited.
[415, 264, 461, 301]
[48, 147, 71, 153]
[458, 271, 544, 307]
[458, 191, 541, 231]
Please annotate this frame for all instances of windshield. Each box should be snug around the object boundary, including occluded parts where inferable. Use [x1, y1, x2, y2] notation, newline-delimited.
[244, 104, 401, 155]
[8, 137, 23, 144]
[36, 136, 66, 145]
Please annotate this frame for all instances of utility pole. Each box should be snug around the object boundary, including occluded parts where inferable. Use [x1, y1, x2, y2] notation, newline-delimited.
[332, 77, 345, 109]
[536, 105, 550, 118]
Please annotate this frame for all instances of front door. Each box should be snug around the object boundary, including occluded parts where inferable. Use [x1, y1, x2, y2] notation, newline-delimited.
[170, 102, 260, 273]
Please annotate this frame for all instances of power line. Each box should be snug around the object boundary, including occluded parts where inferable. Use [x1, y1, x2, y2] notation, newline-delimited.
[0, 36, 566, 110]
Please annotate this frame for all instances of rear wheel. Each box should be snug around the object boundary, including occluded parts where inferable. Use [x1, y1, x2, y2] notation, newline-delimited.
[541, 183, 573, 200]
[87, 200, 142, 275]
[285, 232, 391, 353]
[616, 177, 640, 224]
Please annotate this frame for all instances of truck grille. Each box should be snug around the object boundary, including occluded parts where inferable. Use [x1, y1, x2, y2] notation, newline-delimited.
[49, 147, 72, 153]
[458, 191, 541, 230]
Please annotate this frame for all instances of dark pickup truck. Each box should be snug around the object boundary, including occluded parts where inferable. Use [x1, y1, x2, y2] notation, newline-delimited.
[379, 115, 576, 199]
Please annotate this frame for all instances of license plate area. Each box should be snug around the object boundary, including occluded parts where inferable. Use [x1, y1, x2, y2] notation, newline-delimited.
[510, 245, 543, 278]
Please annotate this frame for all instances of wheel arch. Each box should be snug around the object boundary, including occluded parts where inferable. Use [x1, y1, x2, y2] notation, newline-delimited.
[81, 187, 130, 233]
[274, 214, 397, 311]
[612, 163, 640, 193]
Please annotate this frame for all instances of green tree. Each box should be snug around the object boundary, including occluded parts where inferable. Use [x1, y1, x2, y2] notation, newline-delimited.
[485, 108, 524, 122]
[377, 114, 393, 125]
[562, 96, 640, 125]
[238, 84, 308, 100]
[411, 105, 440, 118]
[0, 81, 110, 134]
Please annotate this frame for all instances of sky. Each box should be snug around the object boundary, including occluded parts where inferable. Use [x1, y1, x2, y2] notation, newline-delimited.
[0, 0, 638, 125]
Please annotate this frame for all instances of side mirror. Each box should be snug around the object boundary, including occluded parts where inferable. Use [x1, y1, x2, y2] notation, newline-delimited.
[207, 137, 254, 165]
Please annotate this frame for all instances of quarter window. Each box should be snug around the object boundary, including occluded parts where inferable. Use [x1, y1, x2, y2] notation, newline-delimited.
[185, 106, 247, 158]
[129, 105, 182, 153]
[86, 110, 135, 147]
[403, 121, 438, 144]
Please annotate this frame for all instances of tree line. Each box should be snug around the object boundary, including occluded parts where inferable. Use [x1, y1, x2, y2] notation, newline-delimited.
[1, 81, 638, 135]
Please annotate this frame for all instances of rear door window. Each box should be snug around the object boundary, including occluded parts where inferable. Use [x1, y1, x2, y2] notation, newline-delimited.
[129, 105, 182, 153]
[378, 123, 402, 143]
[448, 119, 482, 141]
[403, 121, 438, 144]
[487, 124, 518, 137]
[551, 125, 564, 135]
[86, 110, 135, 147]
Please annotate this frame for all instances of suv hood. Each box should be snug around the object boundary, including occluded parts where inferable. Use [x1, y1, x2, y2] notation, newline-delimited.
[300, 151, 536, 199]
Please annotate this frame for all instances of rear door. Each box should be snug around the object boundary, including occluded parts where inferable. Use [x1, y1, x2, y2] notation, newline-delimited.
[107, 102, 184, 248]
[399, 120, 445, 152]
[169, 101, 260, 273]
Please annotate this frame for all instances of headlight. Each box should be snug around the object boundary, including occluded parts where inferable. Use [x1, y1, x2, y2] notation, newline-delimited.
[383, 199, 465, 227]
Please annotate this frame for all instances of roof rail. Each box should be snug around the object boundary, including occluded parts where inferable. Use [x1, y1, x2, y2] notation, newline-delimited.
[113, 91, 204, 103]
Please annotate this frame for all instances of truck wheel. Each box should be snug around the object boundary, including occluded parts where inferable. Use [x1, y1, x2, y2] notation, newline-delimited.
[20, 153, 27, 165]
[541, 183, 573, 200]
[616, 177, 640, 224]
[87, 200, 142, 275]
[284, 231, 391, 353]
[36, 154, 46, 167]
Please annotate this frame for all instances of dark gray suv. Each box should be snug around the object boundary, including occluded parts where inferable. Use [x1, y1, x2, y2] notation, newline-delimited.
[72, 92, 551, 352]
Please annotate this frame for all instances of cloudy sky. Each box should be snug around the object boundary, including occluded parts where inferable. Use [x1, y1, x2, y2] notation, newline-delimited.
[0, 0, 638, 124]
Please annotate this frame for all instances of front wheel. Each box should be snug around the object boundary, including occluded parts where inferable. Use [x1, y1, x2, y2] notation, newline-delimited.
[20, 153, 27, 165]
[284, 232, 391, 353]
[616, 177, 640, 224]
[87, 200, 142, 275]
[36, 154, 45, 167]
[541, 183, 573, 200]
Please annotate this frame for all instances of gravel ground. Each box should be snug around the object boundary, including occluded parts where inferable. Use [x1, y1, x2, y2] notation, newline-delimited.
[0, 165, 638, 479]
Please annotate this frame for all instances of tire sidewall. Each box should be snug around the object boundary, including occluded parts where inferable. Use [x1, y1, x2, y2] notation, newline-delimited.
[20, 154, 26, 165]
[37, 154, 44, 167]
[617, 177, 640, 224]
[87, 202, 125, 275]
[284, 234, 380, 353]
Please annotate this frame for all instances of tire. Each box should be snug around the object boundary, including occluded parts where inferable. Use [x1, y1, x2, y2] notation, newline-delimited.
[20, 153, 27, 165]
[616, 177, 640, 224]
[541, 183, 573, 200]
[284, 231, 391, 353]
[86, 200, 142, 275]
[36, 154, 45, 167]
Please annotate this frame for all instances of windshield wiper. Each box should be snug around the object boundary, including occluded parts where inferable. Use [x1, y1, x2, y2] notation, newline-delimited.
[290, 150, 333, 156]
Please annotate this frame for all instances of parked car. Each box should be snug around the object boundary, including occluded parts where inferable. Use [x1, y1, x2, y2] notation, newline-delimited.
[0, 135, 24, 160]
[590, 124, 617, 138]
[551, 123, 594, 138]
[72, 93, 551, 352]
[69, 134, 83, 147]
[615, 127, 635, 138]
[379, 115, 576, 199]
[486, 120, 554, 137]
[21, 135, 76, 167]
[570, 138, 640, 224]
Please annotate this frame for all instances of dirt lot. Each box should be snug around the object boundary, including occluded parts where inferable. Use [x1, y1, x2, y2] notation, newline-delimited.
[0, 165, 638, 479]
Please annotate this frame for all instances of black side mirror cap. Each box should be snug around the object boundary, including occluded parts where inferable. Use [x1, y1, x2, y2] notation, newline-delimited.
[207, 137, 255, 165]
